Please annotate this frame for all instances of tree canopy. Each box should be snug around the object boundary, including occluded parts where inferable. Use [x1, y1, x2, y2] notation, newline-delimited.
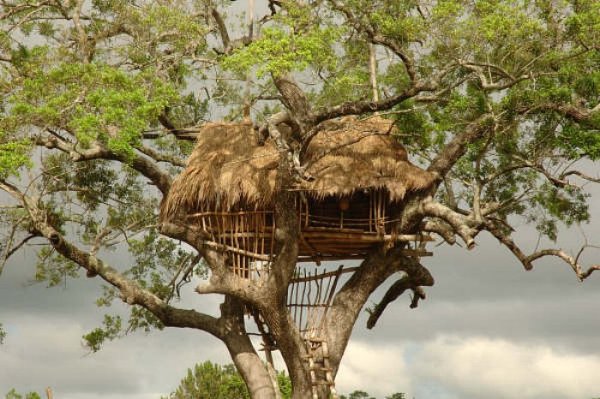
[0, 1, 599, 398]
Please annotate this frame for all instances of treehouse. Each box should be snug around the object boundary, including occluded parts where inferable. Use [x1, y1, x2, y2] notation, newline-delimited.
[160, 116, 436, 278]
[160, 116, 436, 397]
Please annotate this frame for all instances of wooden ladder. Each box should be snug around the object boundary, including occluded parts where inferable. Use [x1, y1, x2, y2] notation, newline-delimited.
[304, 337, 338, 399]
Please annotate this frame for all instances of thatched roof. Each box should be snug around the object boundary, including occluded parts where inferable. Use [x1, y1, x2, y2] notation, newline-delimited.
[160, 117, 435, 220]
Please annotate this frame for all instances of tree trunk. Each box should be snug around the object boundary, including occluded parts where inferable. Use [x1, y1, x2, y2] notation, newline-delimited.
[228, 336, 278, 399]
[222, 297, 279, 399]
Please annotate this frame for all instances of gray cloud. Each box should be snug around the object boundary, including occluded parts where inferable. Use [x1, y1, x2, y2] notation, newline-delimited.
[411, 335, 600, 399]
[334, 336, 600, 399]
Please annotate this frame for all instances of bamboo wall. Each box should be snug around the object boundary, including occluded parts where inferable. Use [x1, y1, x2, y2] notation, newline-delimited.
[187, 190, 430, 279]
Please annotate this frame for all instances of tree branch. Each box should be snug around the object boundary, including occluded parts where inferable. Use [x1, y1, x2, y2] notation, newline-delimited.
[136, 144, 186, 167]
[273, 75, 312, 123]
[422, 199, 478, 249]
[560, 170, 600, 184]
[327, 0, 416, 82]
[518, 102, 600, 125]
[485, 221, 599, 280]
[458, 60, 531, 90]
[427, 113, 495, 181]
[34, 133, 172, 194]
[0, 181, 223, 337]
[312, 82, 433, 124]
[211, 7, 231, 50]
[421, 220, 457, 245]
[326, 249, 430, 366]
[366, 262, 433, 329]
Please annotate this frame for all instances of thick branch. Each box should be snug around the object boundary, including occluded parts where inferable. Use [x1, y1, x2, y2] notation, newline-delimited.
[273, 75, 312, 122]
[521, 102, 600, 125]
[0, 181, 223, 337]
[421, 199, 477, 249]
[421, 220, 457, 245]
[366, 263, 433, 329]
[312, 82, 431, 124]
[427, 113, 494, 180]
[211, 7, 231, 50]
[220, 297, 279, 399]
[161, 219, 270, 305]
[326, 249, 427, 368]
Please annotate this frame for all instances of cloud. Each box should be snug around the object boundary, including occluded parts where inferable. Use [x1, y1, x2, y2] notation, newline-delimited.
[336, 341, 413, 397]
[0, 314, 230, 398]
[0, 316, 140, 395]
[334, 335, 600, 399]
[412, 335, 600, 399]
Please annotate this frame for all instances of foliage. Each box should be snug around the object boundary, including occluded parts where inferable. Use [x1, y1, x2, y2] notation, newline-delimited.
[5, 62, 178, 159]
[385, 394, 407, 399]
[338, 391, 406, 399]
[0, 322, 5, 344]
[163, 362, 404, 399]
[340, 391, 375, 399]
[82, 314, 123, 352]
[4, 389, 41, 399]
[163, 361, 291, 399]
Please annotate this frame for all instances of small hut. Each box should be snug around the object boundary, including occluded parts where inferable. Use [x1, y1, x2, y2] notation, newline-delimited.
[161, 116, 435, 397]
[160, 116, 435, 277]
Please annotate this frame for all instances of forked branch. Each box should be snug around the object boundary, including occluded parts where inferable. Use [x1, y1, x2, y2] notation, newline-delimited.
[421, 199, 478, 249]
[366, 263, 433, 329]
[485, 221, 599, 281]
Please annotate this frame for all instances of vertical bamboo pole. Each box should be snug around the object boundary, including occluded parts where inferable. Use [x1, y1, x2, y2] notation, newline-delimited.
[289, 273, 297, 324]
[369, 43, 379, 104]
[241, 218, 245, 278]
[313, 274, 324, 338]
[260, 212, 266, 259]
[305, 198, 309, 227]
[300, 269, 307, 335]
[253, 213, 259, 255]
[269, 212, 275, 262]
[307, 348, 318, 399]
[207, 213, 214, 241]
[369, 192, 373, 232]
[322, 341, 338, 399]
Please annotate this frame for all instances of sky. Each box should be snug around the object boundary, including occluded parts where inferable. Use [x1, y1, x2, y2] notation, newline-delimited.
[1, 182, 600, 399]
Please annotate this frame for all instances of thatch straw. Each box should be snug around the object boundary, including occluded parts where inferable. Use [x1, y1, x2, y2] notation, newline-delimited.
[160, 117, 434, 221]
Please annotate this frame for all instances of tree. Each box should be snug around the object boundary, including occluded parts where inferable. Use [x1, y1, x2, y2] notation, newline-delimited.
[164, 361, 291, 399]
[1, 1, 599, 398]
[4, 390, 41, 399]
[341, 391, 375, 399]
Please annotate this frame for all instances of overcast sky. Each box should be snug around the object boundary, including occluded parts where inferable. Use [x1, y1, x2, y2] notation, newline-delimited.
[2, 181, 599, 399]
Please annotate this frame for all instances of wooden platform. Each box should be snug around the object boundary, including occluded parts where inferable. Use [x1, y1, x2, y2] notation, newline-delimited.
[189, 210, 433, 276]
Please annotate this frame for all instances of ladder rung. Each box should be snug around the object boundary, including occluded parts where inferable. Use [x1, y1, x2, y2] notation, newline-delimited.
[309, 366, 332, 371]
[311, 381, 335, 386]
